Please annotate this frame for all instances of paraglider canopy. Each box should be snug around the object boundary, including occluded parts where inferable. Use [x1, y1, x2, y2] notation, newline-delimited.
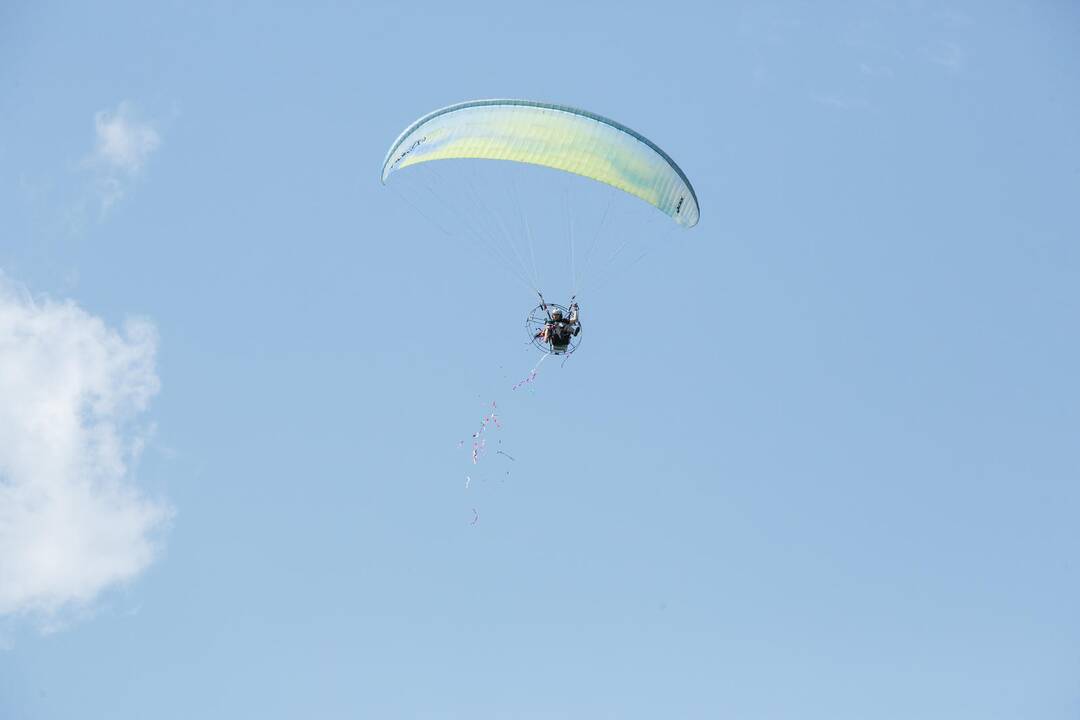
[381, 99, 699, 227]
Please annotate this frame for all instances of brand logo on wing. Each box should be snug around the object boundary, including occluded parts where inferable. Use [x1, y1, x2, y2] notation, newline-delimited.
[392, 136, 428, 167]
[675, 196, 684, 214]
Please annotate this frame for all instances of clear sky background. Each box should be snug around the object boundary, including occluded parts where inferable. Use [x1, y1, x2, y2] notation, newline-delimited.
[1, 1, 1079, 718]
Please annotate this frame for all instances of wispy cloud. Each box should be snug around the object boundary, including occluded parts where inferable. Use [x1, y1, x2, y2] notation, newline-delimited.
[810, 92, 870, 111]
[737, 3, 803, 45]
[85, 102, 160, 211]
[858, 62, 894, 78]
[924, 40, 968, 73]
[0, 274, 171, 625]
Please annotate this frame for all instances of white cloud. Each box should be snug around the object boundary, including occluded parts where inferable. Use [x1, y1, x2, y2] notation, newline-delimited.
[87, 102, 160, 211]
[858, 62, 894, 78]
[810, 92, 870, 111]
[924, 41, 968, 73]
[0, 274, 170, 622]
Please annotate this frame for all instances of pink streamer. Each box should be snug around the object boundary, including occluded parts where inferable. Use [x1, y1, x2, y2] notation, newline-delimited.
[469, 402, 500, 464]
[512, 370, 538, 391]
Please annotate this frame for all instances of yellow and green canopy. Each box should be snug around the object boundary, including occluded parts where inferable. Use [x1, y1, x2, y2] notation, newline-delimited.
[381, 99, 699, 228]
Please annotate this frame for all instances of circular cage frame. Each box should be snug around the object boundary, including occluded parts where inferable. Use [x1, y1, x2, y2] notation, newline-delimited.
[526, 303, 582, 356]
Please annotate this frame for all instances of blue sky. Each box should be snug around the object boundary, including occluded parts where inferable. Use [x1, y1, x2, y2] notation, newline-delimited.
[1, 1, 1079, 718]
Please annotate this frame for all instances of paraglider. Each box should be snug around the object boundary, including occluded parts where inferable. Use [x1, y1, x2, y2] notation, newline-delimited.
[528, 295, 581, 355]
[536, 302, 580, 354]
[381, 99, 699, 355]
